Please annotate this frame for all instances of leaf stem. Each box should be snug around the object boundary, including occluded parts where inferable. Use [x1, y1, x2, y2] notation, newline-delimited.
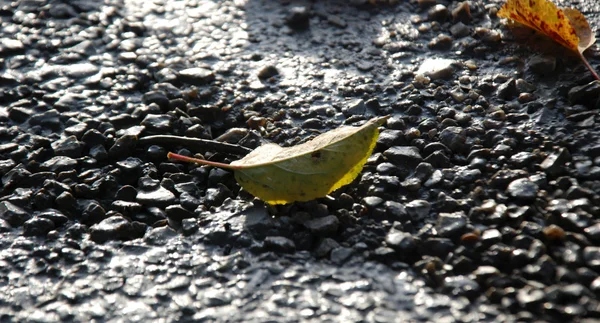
[167, 152, 241, 170]
[139, 135, 252, 156]
[578, 51, 600, 81]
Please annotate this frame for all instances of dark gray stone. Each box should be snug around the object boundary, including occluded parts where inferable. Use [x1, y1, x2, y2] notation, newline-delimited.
[23, 217, 55, 236]
[0, 201, 31, 226]
[304, 215, 339, 236]
[383, 146, 422, 165]
[264, 236, 295, 253]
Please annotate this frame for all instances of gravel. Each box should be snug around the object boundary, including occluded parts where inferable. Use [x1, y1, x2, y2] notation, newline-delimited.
[1, 0, 599, 321]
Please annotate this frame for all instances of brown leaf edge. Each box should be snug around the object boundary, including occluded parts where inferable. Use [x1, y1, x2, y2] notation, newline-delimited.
[564, 8, 600, 81]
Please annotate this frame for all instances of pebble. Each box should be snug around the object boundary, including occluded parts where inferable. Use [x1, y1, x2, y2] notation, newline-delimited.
[258, 65, 279, 80]
[496, 78, 518, 100]
[383, 146, 422, 166]
[568, 81, 600, 106]
[165, 205, 195, 222]
[177, 68, 215, 85]
[428, 34, 453, 50]
[415, 58, 455, 80]
[136, 186, 176, 208]
[61, 63, 100, 79]
[0, 38, 25, 54]
[144, 226, 177, 246]
[427, 4, 449, 22]
[108, 134, 137, 160]
[443, 276, 479, 299]
[315, 238, 340, 258]
[405, 200, 431, 221]
[23, 217, 55, 236]
[330, 247, 353, 264]
[285, 6, 310, 30]
[527, 55, 556, 76]
[89, 216, 146, 243]
[264, 236, 296, 253]
[304, 215, 339, 236]
[507, 178, 538, 200]
[0, 201, 31, 226]
[385, 230, 416, 253]
[51, 135, 83, 158]
[436, 212, 467, 238]
[439, 126, 466, 152]
[540, 148, 570, 176]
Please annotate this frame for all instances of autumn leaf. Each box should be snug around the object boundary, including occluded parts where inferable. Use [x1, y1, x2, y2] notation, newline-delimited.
[497, 0, 599, 80]
[168, 116, 389, 205]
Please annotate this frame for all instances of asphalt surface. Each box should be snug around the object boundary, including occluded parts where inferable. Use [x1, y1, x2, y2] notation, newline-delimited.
[1, 0, 600, 322]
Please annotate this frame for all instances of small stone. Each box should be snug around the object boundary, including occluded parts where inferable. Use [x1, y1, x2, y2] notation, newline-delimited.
[497, 78, 518, 100]
[427, 4, 449, 22]
[474, 27, 500, 43]
[257, 65, 278, 80]
[452, 1, 471, 23]
[385, 230, 416, 252]
[405, 200, 431, 221]
[51, 135, 83, 158]
[108, 134, 137, 160]
[568, 81, 600, 106]
[0, 201, 30, 226]
[516, 287, 545, 308]
[543, 224, 565, 241]
[116, 185, 138, 201]
[62, 63, 99, 79]
[285, 6, 310, 30]
[345, 99, 366, 116]
[0, 38, 25, 54]
[23, 217, 55, 236]
[383, 146, 422, 165]
[439, 126, 466, 152]
[583, 247, 600, 270]
[142, 91, 169, 111]
[384, 201, 409, 222]
[136, 186, 176, 208]
[315, 238, 339, 258]
[165, 205, 195, 222]
[264, 236, 295, 253]
[304, 215, 339, 236]
[89, 145, 108, 161]
[243, 207, 274, 239]
[437, 212, 467, 238]
[89, 216, 146, 243]
[144, 226, 177, 246]
[40, 156, 77, 172]
[327, 15, 347, 28]
[415, 58, 455, 80]
[443, 276, 479, 299]
[528, 55, 556, 76]
[141, 114, 173, 132]
[81, 129, 107, 146]
[428, 34, 453, 50]
[330, 247, 353, 264]
[450, 22, 470, 38]
[181, 218, 198, 236]
[178, 68, 215, 85]
[540, 148, 570, 176]
[507, 178, 538, 200]
[204, 184, 232, 207]
[584, 223, 600, 241]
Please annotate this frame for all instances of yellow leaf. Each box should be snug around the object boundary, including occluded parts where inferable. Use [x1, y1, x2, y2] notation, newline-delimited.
[169, 116, 389, 205]
[497, 0, 596, 54]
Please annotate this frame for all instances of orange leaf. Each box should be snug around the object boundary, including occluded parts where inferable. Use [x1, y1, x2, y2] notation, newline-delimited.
[497, 0, 596, 54]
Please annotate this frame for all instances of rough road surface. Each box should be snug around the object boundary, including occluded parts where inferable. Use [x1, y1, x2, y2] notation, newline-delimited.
[1, 0, 600, 322]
